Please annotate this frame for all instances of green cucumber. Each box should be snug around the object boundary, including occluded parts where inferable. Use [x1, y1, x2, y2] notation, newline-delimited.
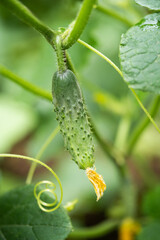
[52, 69, 95, 170]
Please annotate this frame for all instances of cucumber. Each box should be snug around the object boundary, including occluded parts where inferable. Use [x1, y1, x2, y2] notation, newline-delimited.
[52, 69, 95, 170]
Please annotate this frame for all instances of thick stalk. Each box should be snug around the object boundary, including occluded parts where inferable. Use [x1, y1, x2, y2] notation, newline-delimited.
[0, 0, 56, 46]
[62, 0, 96, 49]
[69, 220, 119, 239]
[0, 64, 52, 101]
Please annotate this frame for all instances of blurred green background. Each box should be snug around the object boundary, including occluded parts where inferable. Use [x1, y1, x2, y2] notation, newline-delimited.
[0, 1, 160, 239]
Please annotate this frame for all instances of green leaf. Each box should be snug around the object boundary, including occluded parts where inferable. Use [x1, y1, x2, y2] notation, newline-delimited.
[135, 0, 160, 10]
[142, 185, 160, 219]
[0, 185, 72, 240]
[120, 13, 160, 94]
[137, 222, 160, 240]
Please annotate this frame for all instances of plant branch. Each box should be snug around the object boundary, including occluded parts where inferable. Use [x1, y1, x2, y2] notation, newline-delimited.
[62, 0, 96, 49]
[127, 94, 160, 155]
[0, 64, 52, 101]
[0, 0, 56, 47]
[94, 4, 133, 27]
[69, 220, 119, 239]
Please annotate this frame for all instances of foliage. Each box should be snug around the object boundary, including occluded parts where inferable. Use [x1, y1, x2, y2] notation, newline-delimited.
[137, 222, 160, 240]
[135, 0, 160, 10]
[142, 184, 160, 219]
[120, 13, 160, 94]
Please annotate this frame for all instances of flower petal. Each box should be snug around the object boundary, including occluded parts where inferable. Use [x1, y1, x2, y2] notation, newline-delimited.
[86, 167, 106, 201]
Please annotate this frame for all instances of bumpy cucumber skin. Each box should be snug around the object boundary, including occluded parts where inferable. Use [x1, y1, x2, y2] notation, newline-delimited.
[52, 69, 95, 170]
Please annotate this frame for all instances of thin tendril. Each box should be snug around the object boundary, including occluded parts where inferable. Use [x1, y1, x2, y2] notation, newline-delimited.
[77, 39, 123, 77]
[130, 89, 160, 134]
[78, 39, 160, 134]
[26, 126, 60, 185]
[0, 154, 63, 212]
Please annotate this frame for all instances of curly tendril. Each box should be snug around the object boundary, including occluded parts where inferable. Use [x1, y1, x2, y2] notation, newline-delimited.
[0, 154, 63, 212]
[34, 180, 59, 212]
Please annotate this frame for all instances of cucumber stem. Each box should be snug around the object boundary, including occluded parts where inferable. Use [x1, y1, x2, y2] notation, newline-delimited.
[55, 35, 67, 72]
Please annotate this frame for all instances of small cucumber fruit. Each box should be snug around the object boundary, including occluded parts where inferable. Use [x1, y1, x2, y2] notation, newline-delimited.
[52, 69, 94, 169]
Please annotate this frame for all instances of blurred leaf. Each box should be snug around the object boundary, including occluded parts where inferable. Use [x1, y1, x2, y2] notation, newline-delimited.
[0, 172, 22, 195]
[137, 222, 160, 240]
[135, 0, 160, 10]
[120, 13, 160, 94]
[142, 185, 160, 219]
[0, 185, 72, 240]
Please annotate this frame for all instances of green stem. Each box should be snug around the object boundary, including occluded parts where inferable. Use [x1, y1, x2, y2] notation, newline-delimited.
[62, 0, 96, 49]
[69, 220, 119, 239]
[127, 93, 160, 154]
[115, 116, 130, 153]
[91, 119, 125, 168]
[95, 4, 133, 27]
[78, 39, 123, 78]
[0, 0, 56, 46]
[26, 126, 60, 184]
[130, 89, 160, 135]
[55, 35, 67, 72]
[0, 64, 52, 101]
[66, 51, 77, 74]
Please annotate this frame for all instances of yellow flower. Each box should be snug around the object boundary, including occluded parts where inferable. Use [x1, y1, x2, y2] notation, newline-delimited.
[86, 167, 106, 201]
[119, 218, 141, 240]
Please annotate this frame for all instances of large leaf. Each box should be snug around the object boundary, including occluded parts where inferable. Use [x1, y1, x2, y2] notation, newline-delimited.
[142, 185, 160, 219]
[0, 185, 72, 240]
[135, 0, 160, 10]
[120, 13, 160, 94]
[137, 222, 160, 240]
